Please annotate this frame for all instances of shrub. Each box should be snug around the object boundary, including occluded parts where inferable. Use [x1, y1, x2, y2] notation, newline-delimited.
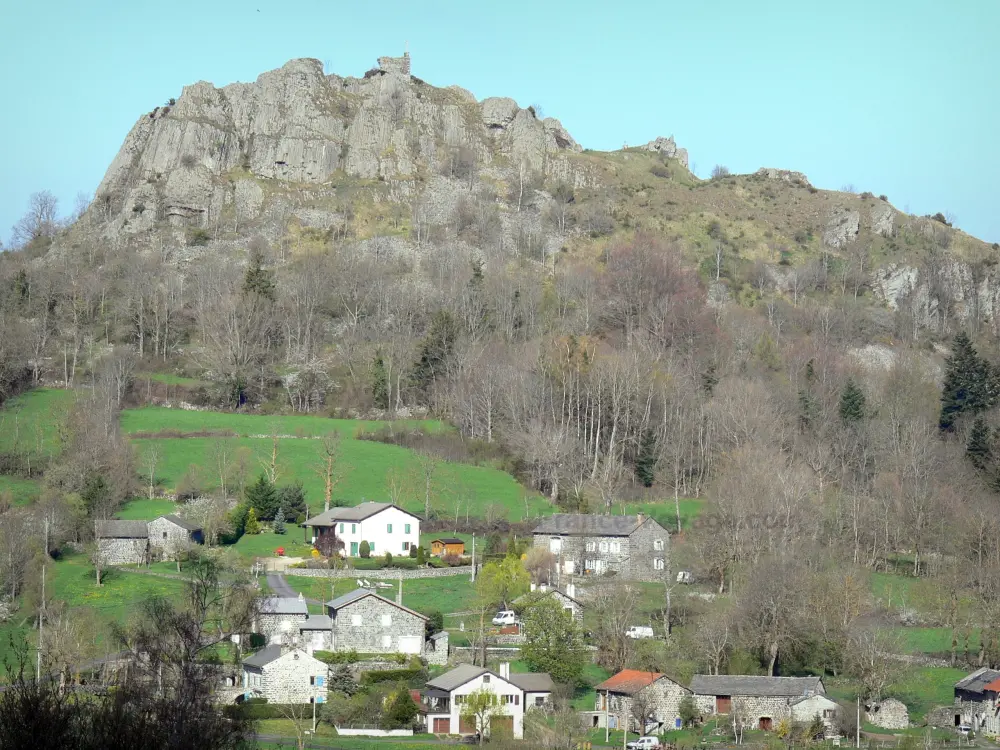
[244, 508, 261, 535]
[229, 701, 323, 721]
[180, 153, 197, 168]
[879, 194, 889, 202]
[807, 185, 819, 194]
[361, 668, 424, 686]
[860, 191, 874, 200]
[314, 649, 361, 665]
[409, 545, 418, 559]
[384, 551, 393, 566]
[415, 546, 426, 565]
[187, 227, 211, 246]
[930, 212, 952, 226]
[441, 553, 464, 566]
[167, 97, 177, 106]
[649, 164, 671, 179]
[711, 164, 731, 179]
[359, 540, 371, 558]
[425, 610, 444, 637]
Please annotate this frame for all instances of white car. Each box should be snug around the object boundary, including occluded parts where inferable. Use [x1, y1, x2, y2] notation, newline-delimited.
[492, 610, 517, 626]
[625, 625, 655, 639]
[626, 737, 662, 750]
[958, 724, 972, 736]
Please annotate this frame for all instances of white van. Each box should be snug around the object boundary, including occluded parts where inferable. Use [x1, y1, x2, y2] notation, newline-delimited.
[625, 625, 655, 639]
[492, 610, 518, 626]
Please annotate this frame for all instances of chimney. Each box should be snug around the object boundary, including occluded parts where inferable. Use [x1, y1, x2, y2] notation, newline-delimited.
[499, 662, 510, 680]
[635, 513, 645, 526]
[566, 583, 576, 599]
[298, 592, 304, 601]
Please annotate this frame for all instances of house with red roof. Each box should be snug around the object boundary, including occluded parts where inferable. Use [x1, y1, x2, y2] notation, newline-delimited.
[593, 669, 691, 733]
[955, 668, 1000, 735]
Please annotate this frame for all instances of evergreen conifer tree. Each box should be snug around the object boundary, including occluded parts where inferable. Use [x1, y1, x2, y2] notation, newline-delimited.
[245, 474, 279, 520]
[371, 352, 389, 409]
[635, 429, 657, 487]
[272, 506, 286, 535]
[940, 331, 999, 431]
[242, 246, 275, 301]
[839, 378, 867, 424]
[410, 310, 459, 396]
[966, 414, 993, 471]
[798, 389, 817, 430]
[244, 507, 261, 535]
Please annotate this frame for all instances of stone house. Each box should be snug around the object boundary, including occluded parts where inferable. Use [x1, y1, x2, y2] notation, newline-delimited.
[298, 615, 333, 654]
[301, 502, 421, 558]
[954, 668, 1000, 735]
[594, 670, 691, 733]
[424, 631, 449, 666]
[326, 589, 427, 654]
[255, 595, 310, 643]
[423, 662, 553, 739]
[95, 520, 150, 566]
[242, 645, 328, 704]
[147, 514, 203, 561]
[790, 694, 841, 736]
[531, 513, 669, 582]
[515, 583, 583, 622]
[690, 675, 826, 731]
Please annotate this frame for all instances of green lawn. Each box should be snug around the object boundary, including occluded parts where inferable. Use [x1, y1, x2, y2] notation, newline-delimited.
[888, 626, 981, 656]
[826, 666, 967, 722]
[115, 497, 180, 520]
[0, 475, 41, 506]
[129, 434, 550, 522]
[234, 530, 315, 562]
[623, 499, 705, 532]
[120, 406, 446, 438]
[0, 388, 74, 458]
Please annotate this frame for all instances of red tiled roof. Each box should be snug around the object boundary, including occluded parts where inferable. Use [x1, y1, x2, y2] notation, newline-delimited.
[984, 678, 1000, 692]
[595, 669, 665, 695]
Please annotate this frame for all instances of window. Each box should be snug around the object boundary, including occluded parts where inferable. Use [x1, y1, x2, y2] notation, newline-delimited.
[654, 558, 665, 570]
[351, 615, 362, 627]
[381, 635, 392, 648]
[585, 541, 595, 552]
[823, 709, 835, 718]
[310, 675, 325, 686]
[351, 524, 356, 534]
[403, 541, 410, 551]
[599, 541, 608, 553]
[370, 542, 375, 552]
[483, 675, 491, 684]
[455, 695, 464, 705]
[339, 523, 344, 533]
[387, 523, 393, 534]
[654, 539, 664, 551]
[162, 532, 168, 539]
[611, 541, 621, 553]
[405, 523, 411, 534]
[381, 614, 392, 627]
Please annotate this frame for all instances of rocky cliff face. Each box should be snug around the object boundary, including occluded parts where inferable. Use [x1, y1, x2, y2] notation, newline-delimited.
[91, 55, 584, 240]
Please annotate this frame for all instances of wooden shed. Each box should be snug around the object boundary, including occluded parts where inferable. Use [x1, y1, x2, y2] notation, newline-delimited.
[430, 538, 465, 557]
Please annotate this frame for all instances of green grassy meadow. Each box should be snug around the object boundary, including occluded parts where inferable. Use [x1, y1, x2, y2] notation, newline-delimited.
[115, 497, 180, 520]
[0, 475, 41, 506]
[0, 388, 75, 458]
[279, 572, 476, 616]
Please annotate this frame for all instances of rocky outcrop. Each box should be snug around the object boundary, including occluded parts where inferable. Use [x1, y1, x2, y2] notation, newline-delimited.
[644, 136, 689, 168]
[756, 167, 810, 185]
[823, 208, 860, 247]
[870, 202, 895, 237]
[91, 55, 583, 238]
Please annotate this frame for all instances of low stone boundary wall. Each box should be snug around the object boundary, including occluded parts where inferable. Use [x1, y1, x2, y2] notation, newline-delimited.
[284, 566, 472, 580]
[336, 727, 414, 737]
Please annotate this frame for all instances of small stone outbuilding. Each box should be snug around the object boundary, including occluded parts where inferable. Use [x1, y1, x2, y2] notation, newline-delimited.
[866, 697, 909, 730]
[95, 520, 150, 566]
[147, 514, 203, 560]
[256, 595, 310, 643]
[242, 645, 328, 704]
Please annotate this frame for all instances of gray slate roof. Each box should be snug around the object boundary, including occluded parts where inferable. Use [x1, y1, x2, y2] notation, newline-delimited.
[302, 502, 420, 527]
[243, 645, 283, 668]
[690, 675, 824, 698]
[425, 664, 552, 693]
[299, 615, 332, 630]
[158, 514, 201, 532]
[96, 520, 149, 539]
[325, 588, 428, 620]
[532, 513, 650, 537]
[260, 596, 309, 615]
[509, 673, 555, 692]
[955, 668, 1000, 693]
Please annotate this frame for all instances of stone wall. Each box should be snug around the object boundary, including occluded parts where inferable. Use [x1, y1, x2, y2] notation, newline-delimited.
[286, 566, 471, 580]
[424, 632, 449, 666]
[256, 612, 309, 641]
[866, 698, 909, 730]
[331, 596, 425, 653]
[534, 522, 668, 582]
[694, 694, 794, 728]
[377, 53, 411, 76]
[98, 538, 148, 566]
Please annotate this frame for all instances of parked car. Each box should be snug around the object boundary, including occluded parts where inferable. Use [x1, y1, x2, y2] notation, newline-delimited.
[626, 736, 662, 749]
[958, 724, 973, 737]
[625, 625, 655, 639]
[492, 610, 517, 626]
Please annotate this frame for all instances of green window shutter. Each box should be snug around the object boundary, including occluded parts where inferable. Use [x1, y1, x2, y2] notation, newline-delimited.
[387, 524, 393, 533]
[405, 523, 410, 534]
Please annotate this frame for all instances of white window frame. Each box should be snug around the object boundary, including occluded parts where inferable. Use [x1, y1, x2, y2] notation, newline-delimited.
[599, 541, 608, 553]
[585, 541, 595, 552]
[654, 539, 664, 551]
[380, 613, 392, 627]
[351, 614, 362, 627]
[654, 558, 665, 570]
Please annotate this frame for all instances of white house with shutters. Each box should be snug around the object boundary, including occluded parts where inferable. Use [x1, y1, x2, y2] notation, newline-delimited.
[301, 502, 421, 557]
[422, 663, 553, 739]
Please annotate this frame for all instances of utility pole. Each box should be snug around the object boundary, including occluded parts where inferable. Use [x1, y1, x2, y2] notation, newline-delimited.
[856, 695, 860, 748]
[37, 517, 49, 681]
[470, 533, 476, 583]
[604, 689, 609, 743]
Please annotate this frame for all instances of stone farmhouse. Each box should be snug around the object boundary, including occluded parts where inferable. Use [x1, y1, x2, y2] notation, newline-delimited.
[255, 594, 309, 643]
[423, 663, 553, 739]
[301, 502, 420, 557]
[594, 670, 691, 733]
[531, 513, 669, 581]
[515, 583, 583, 622]
[242, 645, 328, 704]
[147, 514, 203, 560]
[954, 668, 1000, 735]
[95, 520, 150, 566]
[691, 675, 826, 730]
[96, 515, 204, 566]
[326, 588, 427, 654]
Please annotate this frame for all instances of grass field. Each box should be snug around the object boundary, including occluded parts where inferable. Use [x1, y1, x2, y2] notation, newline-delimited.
[0, 475, 41, 506]
[826, 666, 967, 722]
[623, 499, 705, 532]
[0, 388, 75, 458]
[280, 572, 476, 616]
[889, 626, 981, 656]
[115, 497, 180, 520]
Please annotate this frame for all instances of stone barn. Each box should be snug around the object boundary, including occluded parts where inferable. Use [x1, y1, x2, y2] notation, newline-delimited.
[866, 698, 909, 730]
[147, 514, 203, 560]
[95, 520, 150, 566]
[326, 589, 427, 654]
[691, 675, 826, 731]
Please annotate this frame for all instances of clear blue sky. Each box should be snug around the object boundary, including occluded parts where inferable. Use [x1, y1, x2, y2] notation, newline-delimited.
[1, 0, 997, 245]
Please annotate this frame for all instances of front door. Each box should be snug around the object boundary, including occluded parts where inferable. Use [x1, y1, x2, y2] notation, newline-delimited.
[716, 695, 731, 714]
[564, 560, 575, 574]
[759, 717, 773, 731]
[350, 541, 358, 556]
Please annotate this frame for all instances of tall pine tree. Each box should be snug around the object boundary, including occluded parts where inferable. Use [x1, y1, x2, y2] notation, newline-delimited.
[410, 310, 459, 397]
[371, 352, 389, 409]
[245, 474, 279, 520]
[839, 378, 867, 424]
[940, 332, 999, 431]
[966, 414, 993, 471]
[635, 429, 657, 487]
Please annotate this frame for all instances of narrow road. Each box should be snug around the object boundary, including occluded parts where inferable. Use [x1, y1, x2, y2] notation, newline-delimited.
[265, 573, 325, 607]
